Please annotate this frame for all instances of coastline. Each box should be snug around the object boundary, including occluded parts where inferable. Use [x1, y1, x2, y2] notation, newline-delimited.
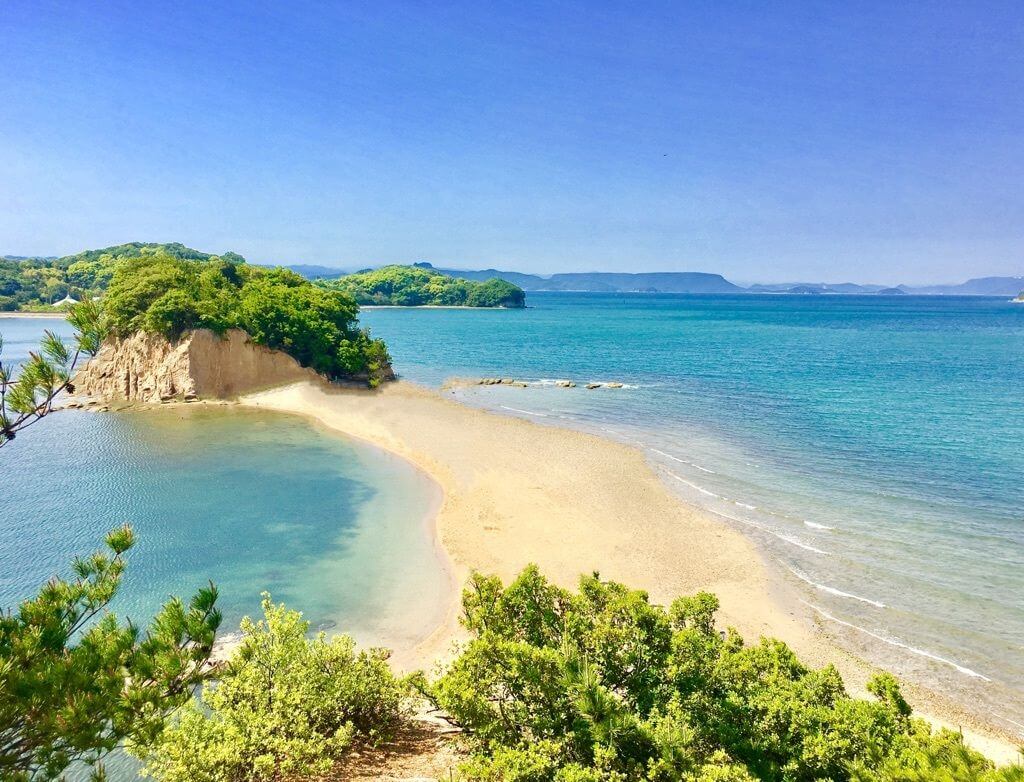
[239, 378, 1021, 765]
[0, 311, 69, 318]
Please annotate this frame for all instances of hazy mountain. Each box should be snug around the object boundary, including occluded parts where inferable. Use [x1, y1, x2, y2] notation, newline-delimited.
[277, 262, 1023, 297]
[903, 276, 1024, 296]
[415, 263, 742, 293]
[745, 282, 887, 294]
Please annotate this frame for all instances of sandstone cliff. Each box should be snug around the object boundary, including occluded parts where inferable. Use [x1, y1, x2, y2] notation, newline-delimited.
[74, 329, 319, 404]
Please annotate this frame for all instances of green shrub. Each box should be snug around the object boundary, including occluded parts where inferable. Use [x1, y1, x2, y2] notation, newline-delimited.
[431, 566, 1021, 781]
[132, 595, 408, 782]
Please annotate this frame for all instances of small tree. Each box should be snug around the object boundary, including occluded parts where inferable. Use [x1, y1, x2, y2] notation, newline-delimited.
[133, 595, 408, 781]
[0, 299, 104, 447]
[0, 526, 221, 780]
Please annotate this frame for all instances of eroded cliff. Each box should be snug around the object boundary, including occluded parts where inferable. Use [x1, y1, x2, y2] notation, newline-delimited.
[74, 329, 319, 403]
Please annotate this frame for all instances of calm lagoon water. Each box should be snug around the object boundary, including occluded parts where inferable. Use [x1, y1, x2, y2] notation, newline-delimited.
[361, 293, 1024, 735]
[0, 317, 447, 651]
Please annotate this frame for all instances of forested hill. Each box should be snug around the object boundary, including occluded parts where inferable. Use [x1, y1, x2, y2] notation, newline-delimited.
[1, 243, 246, 310]
[321, 264, 526, 307]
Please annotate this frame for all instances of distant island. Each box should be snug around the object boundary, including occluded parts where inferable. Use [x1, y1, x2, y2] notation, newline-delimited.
[320, 264, 526, 308]
[4, 246, 1023, 303]
[278, 261, 1024, 297]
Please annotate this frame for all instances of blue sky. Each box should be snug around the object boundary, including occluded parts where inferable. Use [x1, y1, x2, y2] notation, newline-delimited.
[1, 1, 1021, 283]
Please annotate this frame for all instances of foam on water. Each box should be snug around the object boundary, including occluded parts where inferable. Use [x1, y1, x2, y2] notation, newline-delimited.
[789, 567, 885, 607]
[801, 600, 992, 681]
[804, 520, 835, 530]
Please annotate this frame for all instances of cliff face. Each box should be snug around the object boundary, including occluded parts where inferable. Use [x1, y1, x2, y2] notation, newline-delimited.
[74, 329, 319, 403]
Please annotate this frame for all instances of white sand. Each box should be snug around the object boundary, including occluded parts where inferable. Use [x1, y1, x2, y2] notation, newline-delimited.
[240, 379, 1021, 765]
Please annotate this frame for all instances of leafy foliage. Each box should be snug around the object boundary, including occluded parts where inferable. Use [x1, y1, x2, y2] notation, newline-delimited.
[323, 265, 526, 307]
[0, 243, 232, 309]
[0, 526, 221, 781]
[430, 566, 1022, 781]
[0, 298, 105, 447]
[101, 253, 393, 386]
[132, 595, 408, 782]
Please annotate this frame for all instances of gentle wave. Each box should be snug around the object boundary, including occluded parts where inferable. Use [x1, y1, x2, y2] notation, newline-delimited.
[666, 470, 722, 499]
[789, 567, 885, 607]
[499, 405, 549, 417]
[649, 447, 716, 473]
[707, 505, 830, 556]
[804, 521, 835, 531]
[800, 600, 992, 681]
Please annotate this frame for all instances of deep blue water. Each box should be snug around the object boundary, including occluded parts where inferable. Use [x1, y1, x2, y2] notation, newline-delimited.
[360, 293, 1024, 734]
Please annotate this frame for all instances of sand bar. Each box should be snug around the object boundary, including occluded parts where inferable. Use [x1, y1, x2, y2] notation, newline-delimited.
[240, 379, 1021, 764]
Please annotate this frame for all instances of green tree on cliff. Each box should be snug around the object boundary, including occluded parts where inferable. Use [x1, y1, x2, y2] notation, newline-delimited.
[101, 253, 393, 386]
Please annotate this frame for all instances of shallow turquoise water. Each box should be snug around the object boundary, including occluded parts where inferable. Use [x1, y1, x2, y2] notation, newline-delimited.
[360, 293, 1024, 735]
[0, 318, 447, 650]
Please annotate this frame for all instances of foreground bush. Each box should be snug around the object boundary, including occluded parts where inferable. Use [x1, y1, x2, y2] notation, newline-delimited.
[430, 566, 1022, 782]
[132, 595, 408, 781]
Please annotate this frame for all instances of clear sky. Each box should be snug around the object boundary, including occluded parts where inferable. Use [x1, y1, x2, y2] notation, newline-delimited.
[1, 1, 1021, 284]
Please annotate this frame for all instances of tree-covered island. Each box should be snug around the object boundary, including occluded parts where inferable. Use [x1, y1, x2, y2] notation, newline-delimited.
[320, 264, 527, 307]
[2, 243, 393, 387]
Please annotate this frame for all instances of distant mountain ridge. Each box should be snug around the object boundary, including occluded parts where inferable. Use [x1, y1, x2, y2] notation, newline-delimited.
[903, 276, 1024, 296]
[412, 263, 743, 293]
[282, 263, 1021, 296]
[9, 249, 1019, 295]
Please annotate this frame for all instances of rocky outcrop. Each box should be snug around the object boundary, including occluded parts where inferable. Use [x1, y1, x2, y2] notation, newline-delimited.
[74, 329, 319, 404]
[443, 377, 629, 391]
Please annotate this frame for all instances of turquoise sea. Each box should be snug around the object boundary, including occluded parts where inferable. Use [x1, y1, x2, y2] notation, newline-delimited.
[2, 293, 1023, 749]
[360, 293, 1024, 736]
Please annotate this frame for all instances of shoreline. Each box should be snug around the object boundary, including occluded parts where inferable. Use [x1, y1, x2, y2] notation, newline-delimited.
[0, 311, 70, 318]
[238, 378, 1021, 765]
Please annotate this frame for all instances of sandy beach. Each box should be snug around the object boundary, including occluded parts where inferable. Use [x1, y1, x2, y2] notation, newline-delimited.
[240, 378, 1021, 764]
